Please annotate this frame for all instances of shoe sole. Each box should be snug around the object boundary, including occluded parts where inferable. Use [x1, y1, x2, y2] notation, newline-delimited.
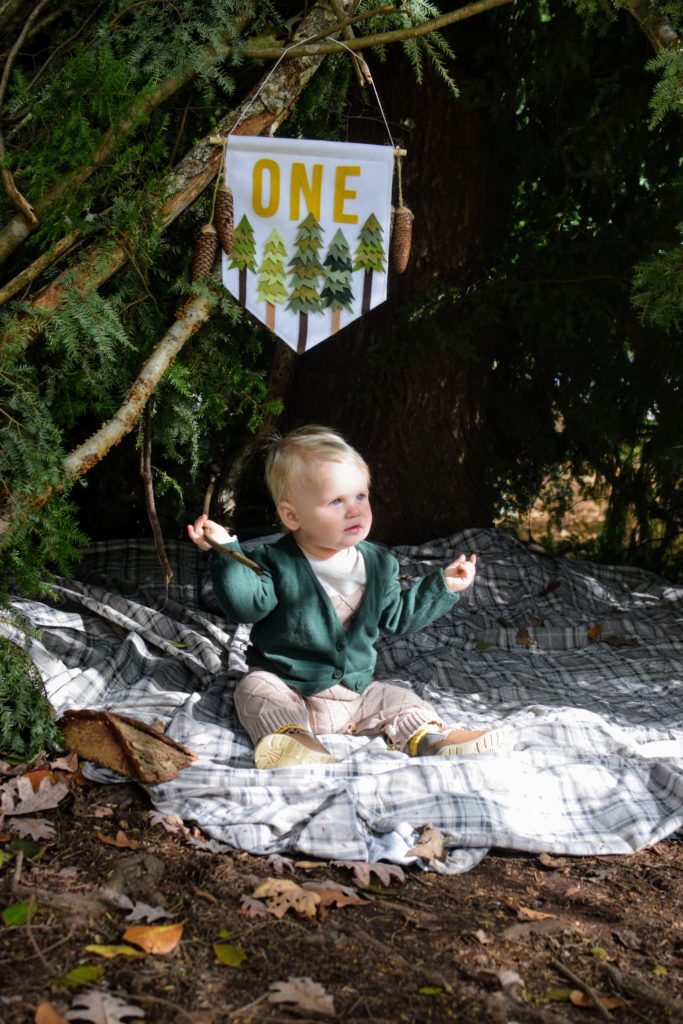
[254, 733, 340, 770]
[435, 727, 510, 757]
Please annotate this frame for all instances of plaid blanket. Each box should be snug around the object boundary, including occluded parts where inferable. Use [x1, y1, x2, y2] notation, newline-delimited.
[4, 528, 683, 873]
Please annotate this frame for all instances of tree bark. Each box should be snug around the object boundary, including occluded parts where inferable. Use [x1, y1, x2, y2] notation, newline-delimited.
[235, 33, 511, 543]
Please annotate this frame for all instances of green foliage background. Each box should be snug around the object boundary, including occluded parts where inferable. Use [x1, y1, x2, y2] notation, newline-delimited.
[0, 0, 681, 617]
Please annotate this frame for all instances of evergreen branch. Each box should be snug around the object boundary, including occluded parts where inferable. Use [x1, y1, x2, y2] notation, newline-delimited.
[240, 0, 516, 58]
[0, 288, 219, 541]
[0, 21, 250, 267]
[1, 0, 357, 349]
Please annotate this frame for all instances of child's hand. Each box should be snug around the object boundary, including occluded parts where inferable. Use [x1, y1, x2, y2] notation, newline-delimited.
[444, 553, 477, 593]
[186, 513, 234, 551]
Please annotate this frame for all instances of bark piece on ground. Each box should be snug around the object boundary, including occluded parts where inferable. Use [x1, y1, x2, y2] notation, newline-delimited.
[58, 710, 196, 783]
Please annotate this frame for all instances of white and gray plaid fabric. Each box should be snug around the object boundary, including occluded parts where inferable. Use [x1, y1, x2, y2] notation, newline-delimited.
[4, 528, 682, 873]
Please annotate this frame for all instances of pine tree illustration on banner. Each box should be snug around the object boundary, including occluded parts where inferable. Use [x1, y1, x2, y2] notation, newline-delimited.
[286, 212, 325, 354]
[322, 229, 354, 336]
[354, 213, 386, 315]
[257, 229, 287, 333]
[221, 137, 394, 352]
[229, 215, 257, 306]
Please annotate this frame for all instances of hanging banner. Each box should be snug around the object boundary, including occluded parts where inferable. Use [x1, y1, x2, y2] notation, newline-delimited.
[222, 136, 394, 354]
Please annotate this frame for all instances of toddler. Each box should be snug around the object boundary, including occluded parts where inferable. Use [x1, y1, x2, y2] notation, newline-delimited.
[187, 425, 503, 769]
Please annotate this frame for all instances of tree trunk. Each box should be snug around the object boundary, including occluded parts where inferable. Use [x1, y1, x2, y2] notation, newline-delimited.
[236, 36, 511, 544]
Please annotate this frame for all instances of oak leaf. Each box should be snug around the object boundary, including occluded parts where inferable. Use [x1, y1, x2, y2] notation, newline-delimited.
[5, 775, 69, 815]
[408, 824, 447, 863]
[64, 990, 145, 1022]
[331, 860, 405, 888]
[268, 977, 335, 1017]
[301, 881, 369, 908]
[252, 878, 320, 919]
[8, 816, 55, 840]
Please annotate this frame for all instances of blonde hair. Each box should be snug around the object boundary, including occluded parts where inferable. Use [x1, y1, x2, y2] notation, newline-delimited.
[265, 425, 371, 507]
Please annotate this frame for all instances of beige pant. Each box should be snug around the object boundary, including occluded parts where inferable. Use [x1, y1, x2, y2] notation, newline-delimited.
[234, 670, 444, 752]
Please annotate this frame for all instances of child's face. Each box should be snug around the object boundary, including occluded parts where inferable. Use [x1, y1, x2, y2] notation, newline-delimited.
[278, 460, 372, 558]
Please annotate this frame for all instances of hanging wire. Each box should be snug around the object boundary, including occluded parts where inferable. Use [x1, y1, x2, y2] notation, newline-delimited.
[227, 34, 395, 147]
[210, 33, 400, 219]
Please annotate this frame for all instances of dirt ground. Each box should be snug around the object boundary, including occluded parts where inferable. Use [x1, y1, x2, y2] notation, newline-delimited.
[1, 766, 682, 1024]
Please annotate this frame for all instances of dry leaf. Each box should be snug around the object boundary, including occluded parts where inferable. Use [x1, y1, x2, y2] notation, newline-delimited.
[64, 990, 145, 1022]
[148, 810, 188, 835]
[6, 775, 69, 815]
[515, 628, 535, 646]
[407, 824, 446, 863]
[8, 816, 55, 840]
[239, 895, 269, 917]
[253, 878, 320, 919]
[498, 968, 525, 1000]
[49, 752, 79, 773]
[84, 943, 144, 959]
[268, 976, 336, 1017]
[538, 852, 569, 869]
[301, 881, 369, 908]
[267, 852, 295, 875]
[570, 990, 627, 1010]
[35, 1004, 68, 1024]
[122, 921, 184, 954]
[331, 860, 405, 888]
[473, 929, 493, 944]
[587, 623, 603, 643]
[124, 900, 173, 923]
[514, 904, 558, 922]
[90, 806, 114, 818]
[96, 830, 141, 850]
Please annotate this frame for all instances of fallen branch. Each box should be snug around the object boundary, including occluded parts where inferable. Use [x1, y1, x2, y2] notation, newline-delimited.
[550, 958, 614, 1022]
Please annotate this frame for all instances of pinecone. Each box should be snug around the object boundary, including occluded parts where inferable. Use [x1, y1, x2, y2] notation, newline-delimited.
[191, 223, 218, 281]
[390, 205, 414, 274]
[214, 185, 235, 255]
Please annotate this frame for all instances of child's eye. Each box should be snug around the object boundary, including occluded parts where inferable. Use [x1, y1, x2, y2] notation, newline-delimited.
[356, 493, 367, 502]
[329, 497, 342, 506]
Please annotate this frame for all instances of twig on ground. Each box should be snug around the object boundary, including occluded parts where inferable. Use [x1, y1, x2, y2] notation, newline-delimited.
[24, 900, 51, 975]
[227, 993, 268, 1020]
[601, 961, 683, 1014]
[10, 848, 24, 893]
[550, 957, 614, 1021]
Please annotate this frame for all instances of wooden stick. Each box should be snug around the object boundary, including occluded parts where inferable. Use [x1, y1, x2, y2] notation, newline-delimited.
[201, 532, 264, 575]
[550, 958, 614, 1022]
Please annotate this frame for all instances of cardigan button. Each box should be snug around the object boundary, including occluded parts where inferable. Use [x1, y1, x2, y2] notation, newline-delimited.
[332, 668, 343, 680]
[335, 640, 345, 651]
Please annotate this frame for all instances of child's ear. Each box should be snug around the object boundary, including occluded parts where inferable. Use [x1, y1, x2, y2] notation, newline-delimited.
[278, 501, 299, 531]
